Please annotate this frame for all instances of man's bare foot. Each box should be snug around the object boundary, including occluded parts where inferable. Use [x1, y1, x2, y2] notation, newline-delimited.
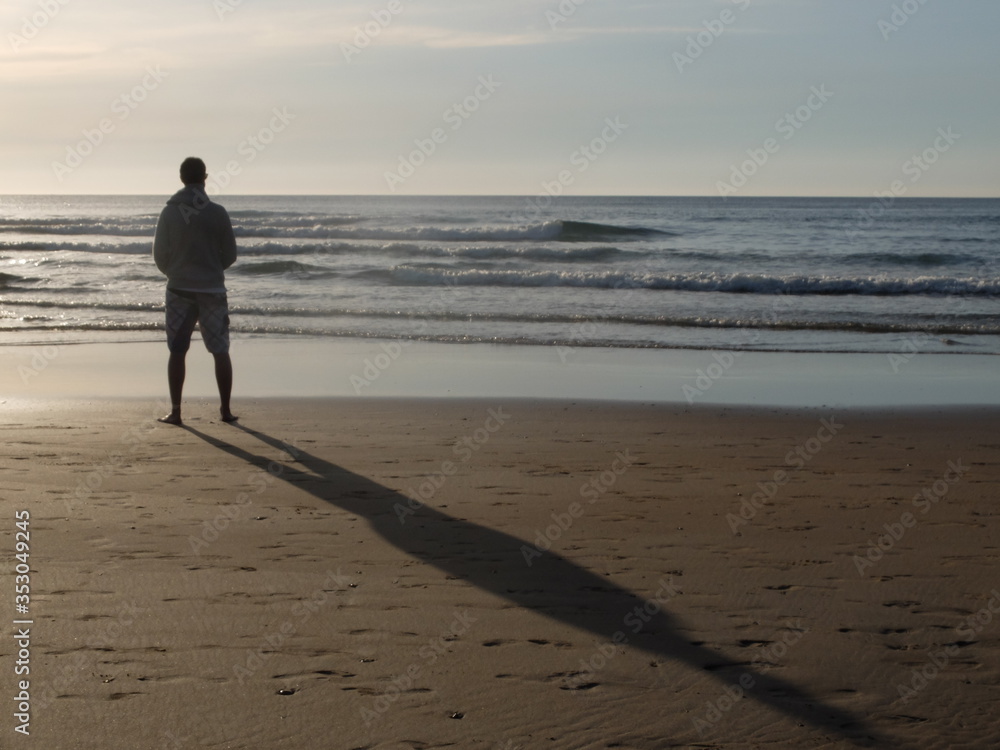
[158, 412, 183, 425]
[221, 411, 238, 423]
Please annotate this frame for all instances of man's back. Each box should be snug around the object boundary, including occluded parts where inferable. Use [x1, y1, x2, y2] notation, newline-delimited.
[153, 186, 237, 293]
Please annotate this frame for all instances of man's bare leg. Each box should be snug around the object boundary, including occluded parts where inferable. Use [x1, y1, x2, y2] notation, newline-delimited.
[214, 351, 237, 422]
[158, 351, 186, 425]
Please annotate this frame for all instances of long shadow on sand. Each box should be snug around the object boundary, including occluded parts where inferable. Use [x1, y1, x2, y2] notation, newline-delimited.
[183, 421, 884, 746]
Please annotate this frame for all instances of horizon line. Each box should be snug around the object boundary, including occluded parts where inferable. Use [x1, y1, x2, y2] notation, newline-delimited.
[1, 193, 997, 200]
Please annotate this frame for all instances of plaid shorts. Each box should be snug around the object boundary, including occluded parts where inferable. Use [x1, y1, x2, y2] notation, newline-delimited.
[165, 288, 230, 354]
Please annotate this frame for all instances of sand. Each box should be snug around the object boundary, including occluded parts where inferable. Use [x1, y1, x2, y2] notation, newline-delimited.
[1, 396, 999, 749]
[5, 337, 1000, 406]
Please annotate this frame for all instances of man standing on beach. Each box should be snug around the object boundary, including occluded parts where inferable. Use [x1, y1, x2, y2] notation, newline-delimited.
[153, 157, 238, 425]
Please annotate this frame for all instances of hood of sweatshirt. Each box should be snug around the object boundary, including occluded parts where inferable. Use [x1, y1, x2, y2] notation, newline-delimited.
[166, 185, 211, 208]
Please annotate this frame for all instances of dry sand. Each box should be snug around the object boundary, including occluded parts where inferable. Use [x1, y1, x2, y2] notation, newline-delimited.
[2, 397, 999, 749]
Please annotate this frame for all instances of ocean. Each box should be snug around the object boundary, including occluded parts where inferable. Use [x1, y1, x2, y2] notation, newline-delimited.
[1, 195, 998, 355]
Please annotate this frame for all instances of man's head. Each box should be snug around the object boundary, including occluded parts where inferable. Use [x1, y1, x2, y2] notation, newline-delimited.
[179, 157, 207, 186]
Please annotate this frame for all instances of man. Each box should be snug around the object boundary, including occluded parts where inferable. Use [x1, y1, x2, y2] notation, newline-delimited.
[153, 157, 238, 425]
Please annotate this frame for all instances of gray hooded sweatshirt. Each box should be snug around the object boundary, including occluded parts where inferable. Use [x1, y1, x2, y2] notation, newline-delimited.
[153, 186, 237, 293]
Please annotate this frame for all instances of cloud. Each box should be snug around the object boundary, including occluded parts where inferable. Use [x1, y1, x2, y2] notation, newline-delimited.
[0, 0, 765, 86]
[410, 25, 758, 49]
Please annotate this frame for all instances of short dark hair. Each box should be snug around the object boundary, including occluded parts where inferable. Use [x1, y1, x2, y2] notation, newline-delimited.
[179, 157, 207, 185]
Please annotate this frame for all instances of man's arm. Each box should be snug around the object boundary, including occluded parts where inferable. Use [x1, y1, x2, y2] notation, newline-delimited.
[152, 208, 171, 276]
[219, 210, 237, 270]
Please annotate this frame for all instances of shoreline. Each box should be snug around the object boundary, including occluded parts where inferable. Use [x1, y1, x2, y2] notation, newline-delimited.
[5, 335, 1000, 407]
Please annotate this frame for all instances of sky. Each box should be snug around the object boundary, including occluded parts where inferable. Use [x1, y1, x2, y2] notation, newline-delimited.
[1, 0, 997, 196]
